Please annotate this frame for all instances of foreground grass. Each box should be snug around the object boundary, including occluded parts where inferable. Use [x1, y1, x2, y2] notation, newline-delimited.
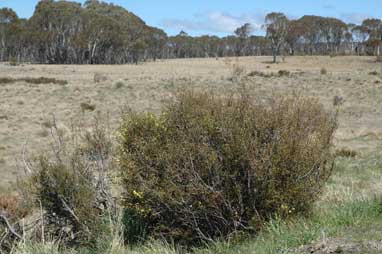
[12, 198, 382, 254]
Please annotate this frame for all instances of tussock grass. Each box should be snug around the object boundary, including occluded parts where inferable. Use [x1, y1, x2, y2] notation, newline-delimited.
[11, 198, 382, 254]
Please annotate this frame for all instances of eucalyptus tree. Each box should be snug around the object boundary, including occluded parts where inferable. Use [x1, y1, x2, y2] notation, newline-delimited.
[0, 8, 20, 61]
[264, 12, 289, 62]
[234, 23, 252, 56]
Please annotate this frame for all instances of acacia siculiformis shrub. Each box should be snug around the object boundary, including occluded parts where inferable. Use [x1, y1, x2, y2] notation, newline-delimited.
[118, 91, 337, 245]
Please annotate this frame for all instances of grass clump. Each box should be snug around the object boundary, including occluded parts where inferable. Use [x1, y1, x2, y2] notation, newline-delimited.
[80, 102, 96, 112]
[335, 148, 357, 158]
[118, 91, 337, 245]
[368, 71, 379, 76]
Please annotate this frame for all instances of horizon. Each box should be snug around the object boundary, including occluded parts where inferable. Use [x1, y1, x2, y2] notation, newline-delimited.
[0, 0, 381, 37]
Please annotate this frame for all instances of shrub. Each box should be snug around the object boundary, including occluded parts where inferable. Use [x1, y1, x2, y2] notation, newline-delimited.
[94, 73, 108, 83]
[277, 70, 290, 77]
[247, 71, 273, 78]
[80, 102, 96, 112]
[9, 57, 18, 66]
[335, 148, 357, 158]
[0, 77, 67, 85]
[118, 91, 337, 245]
[369, 71, 379, 76]
[114, 81, 124, 89]
[29, 118, 115, 248]
[320, 68, 327, 75]
[22, 77, 68, 85]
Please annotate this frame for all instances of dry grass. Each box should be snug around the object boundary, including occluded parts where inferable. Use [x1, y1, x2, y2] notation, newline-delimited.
[0, 55, 382, 189]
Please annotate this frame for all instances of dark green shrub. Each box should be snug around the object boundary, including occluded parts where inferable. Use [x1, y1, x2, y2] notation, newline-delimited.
[118, 91, 337, 245]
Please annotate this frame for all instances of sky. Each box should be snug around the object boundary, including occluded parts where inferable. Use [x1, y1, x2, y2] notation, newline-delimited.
[0, 0, 381, 37]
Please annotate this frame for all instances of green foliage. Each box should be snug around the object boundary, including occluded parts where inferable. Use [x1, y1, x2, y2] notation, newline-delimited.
[32, 155, 101, 247]
[118, 91, 337, 245]
[9, 57, 18, 66]
[29, 118, 115, 249]
[122, 208, 149, 244]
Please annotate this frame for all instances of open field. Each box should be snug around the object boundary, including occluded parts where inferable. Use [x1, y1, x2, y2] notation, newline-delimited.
[1, 56, 382, 253]
[1, 56, 382, 187]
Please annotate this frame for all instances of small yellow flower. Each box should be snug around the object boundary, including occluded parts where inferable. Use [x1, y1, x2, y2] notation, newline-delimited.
[132, 190, 143, 199]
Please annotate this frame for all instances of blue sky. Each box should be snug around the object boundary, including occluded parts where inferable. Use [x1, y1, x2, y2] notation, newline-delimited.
[0, 0, 381, 36]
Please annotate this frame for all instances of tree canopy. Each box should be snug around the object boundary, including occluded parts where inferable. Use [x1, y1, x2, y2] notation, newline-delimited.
[0, 1, 381, 64]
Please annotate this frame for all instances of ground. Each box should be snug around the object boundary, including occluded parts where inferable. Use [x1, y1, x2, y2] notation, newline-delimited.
[1, 56, 382, 253]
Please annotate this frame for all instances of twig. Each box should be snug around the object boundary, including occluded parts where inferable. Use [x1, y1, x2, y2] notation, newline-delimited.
[0, 210, 22, 239]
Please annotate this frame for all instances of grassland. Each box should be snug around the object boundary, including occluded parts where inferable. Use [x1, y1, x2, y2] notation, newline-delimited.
[1, 56, 382, 253]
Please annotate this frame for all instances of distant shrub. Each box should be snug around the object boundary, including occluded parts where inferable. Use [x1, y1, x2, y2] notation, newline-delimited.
[0, 77, 67, 85]
[369, 71, 379, 76]
[247, 70, 290, 78]
[23, 77, 68, 85]
[94, 73, 108, 83]
[9, 57, 18, 66]
[333, 96, 344, 106]
[320, 68, 327, 75]
[278, 70, 290, 77]
[80, 102, 96, 112]
[335, 148, 357, 158]
[118, 91, 337, 245]
[247, 71, 273, 78]
[114, 81, 124, 89]
[0, 77, 15, 84]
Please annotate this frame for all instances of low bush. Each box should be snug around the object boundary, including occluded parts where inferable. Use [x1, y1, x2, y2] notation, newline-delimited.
[335, 148, 357, 158]
[369, 71, 379, 76]
[23, 77, 68, 85]
[29, 118, 115, 248]
[277, 70, 290, 77]
[0, 77, 67, 85]
[9, 57, 18, 66]
[320, 68, 327, 75]
[94, 73, 108, 83]
[80, 102, 96, 112]
[118, 91, 337, 245]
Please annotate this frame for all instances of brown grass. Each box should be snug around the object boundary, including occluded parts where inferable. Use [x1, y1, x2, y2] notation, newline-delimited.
[0, 55, 381, 188]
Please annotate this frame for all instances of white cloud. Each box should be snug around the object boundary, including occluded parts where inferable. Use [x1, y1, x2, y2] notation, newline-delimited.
[161, 11, 266, 35]
[340, 12, 375, 24]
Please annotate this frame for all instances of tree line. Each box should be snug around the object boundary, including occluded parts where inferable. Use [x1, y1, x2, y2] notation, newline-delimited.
[0, 0, 381, 64]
